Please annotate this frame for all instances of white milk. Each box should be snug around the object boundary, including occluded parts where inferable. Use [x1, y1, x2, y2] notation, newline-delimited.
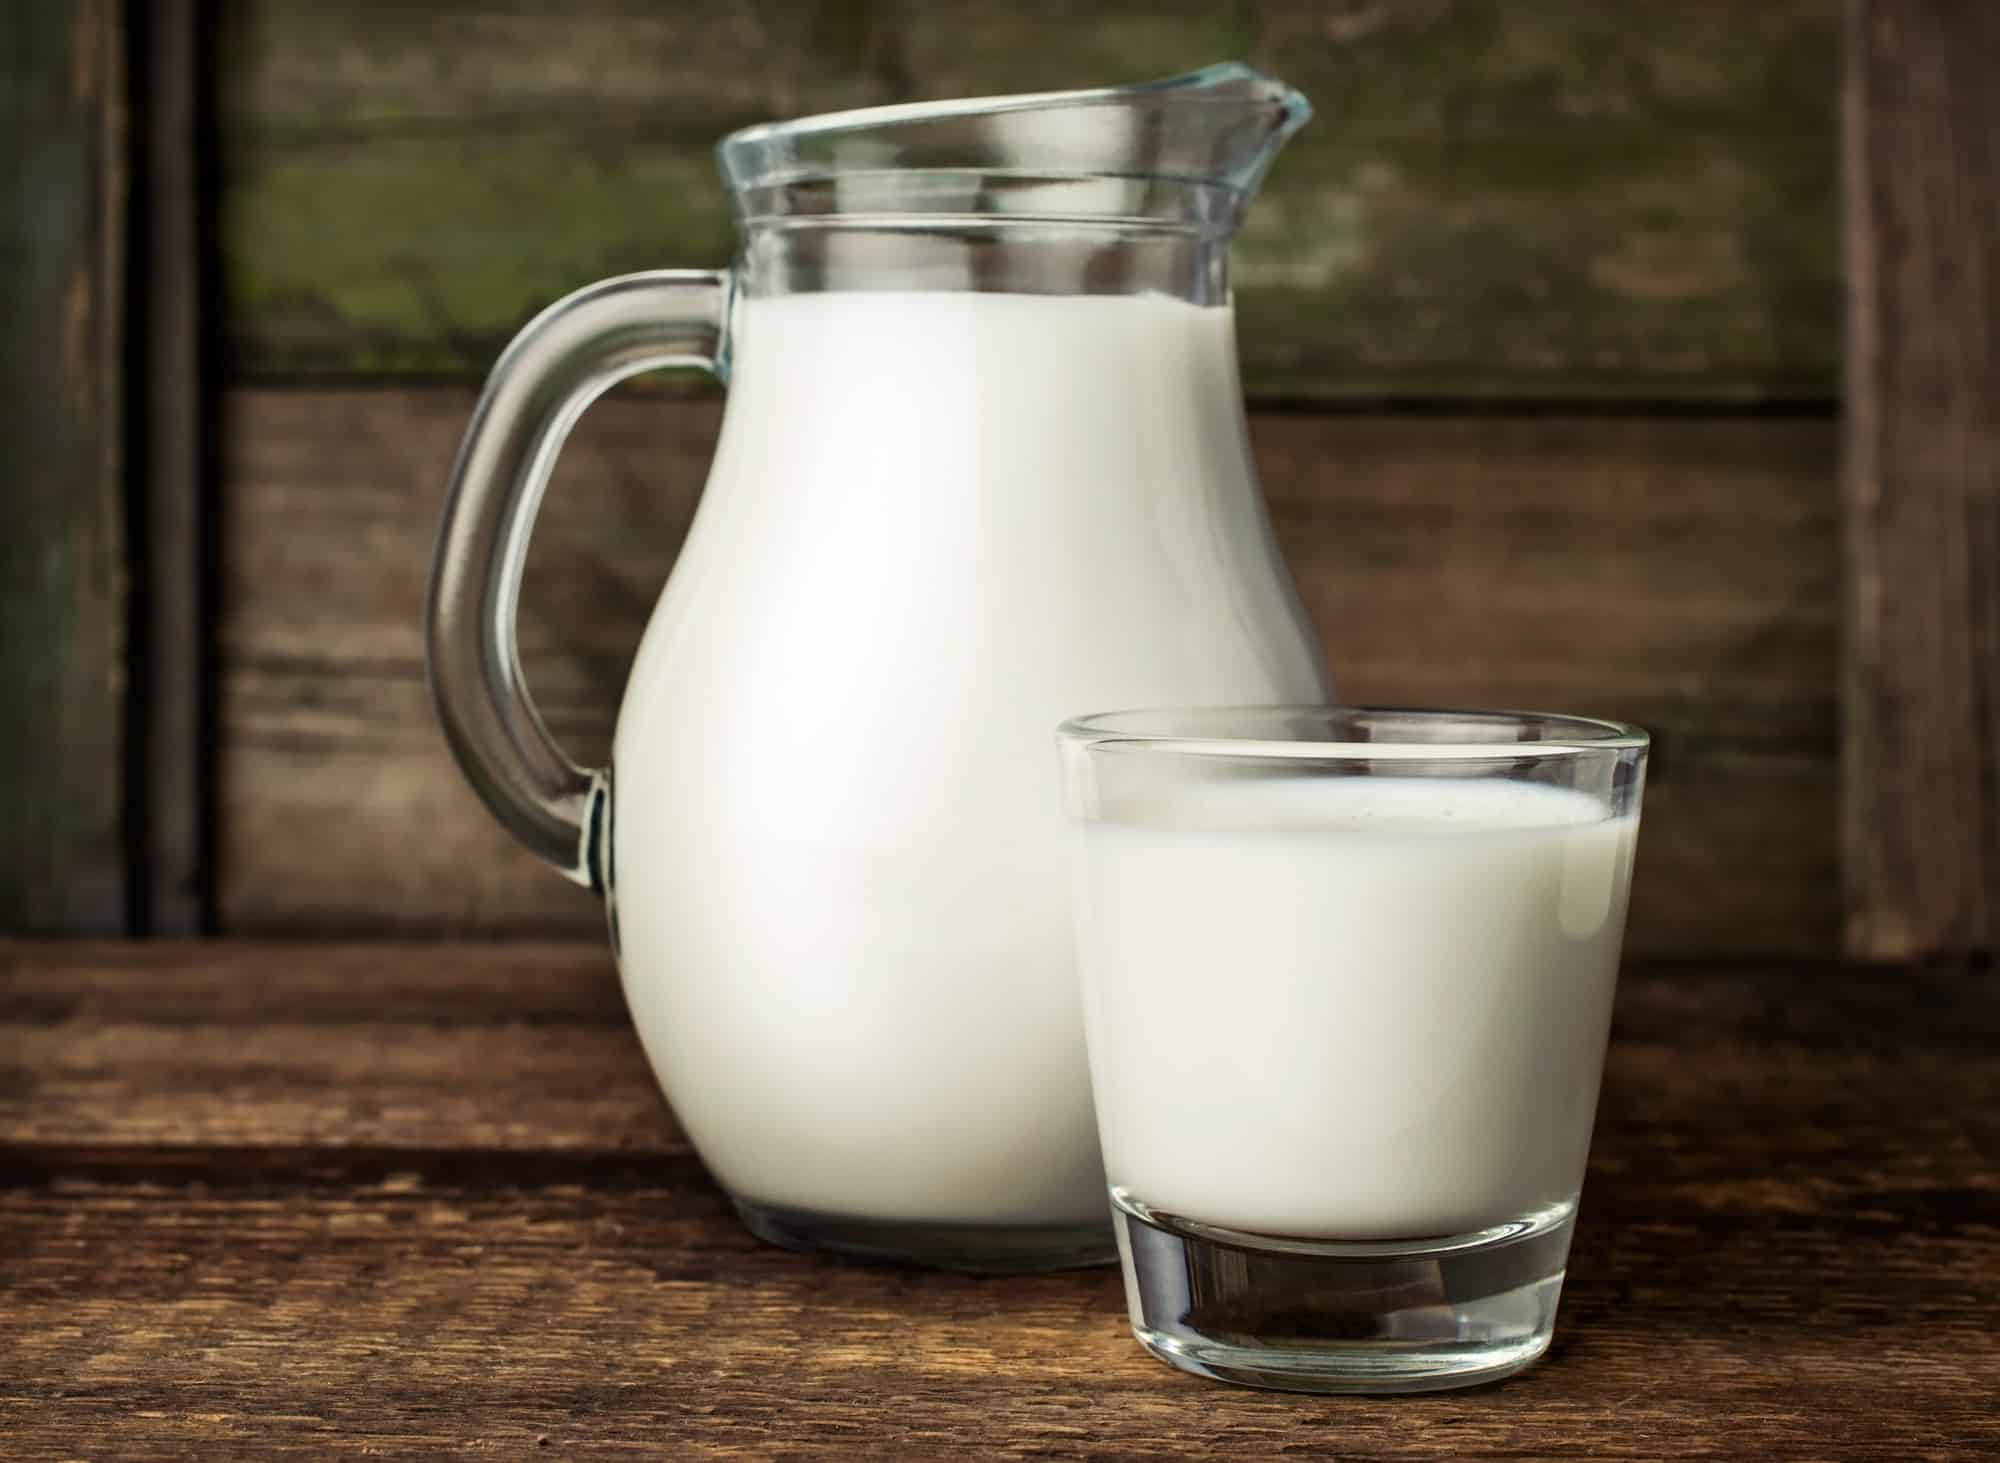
[610, 291, 1329, 1224]
[1073, 777, 1637, 1239]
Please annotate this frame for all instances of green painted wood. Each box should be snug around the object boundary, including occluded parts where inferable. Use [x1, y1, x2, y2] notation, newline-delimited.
[217, 0, 1840, 399]
[0, 0, 127, 931]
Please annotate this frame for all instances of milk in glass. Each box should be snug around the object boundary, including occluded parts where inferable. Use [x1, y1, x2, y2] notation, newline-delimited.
[1072, 776, 1637, 1239]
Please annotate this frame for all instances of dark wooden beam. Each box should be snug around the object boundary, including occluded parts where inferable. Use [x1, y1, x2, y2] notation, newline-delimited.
[133, 0, 207, 934]
[1843, 0, 2000, 958]
[0, 0, 128, 932]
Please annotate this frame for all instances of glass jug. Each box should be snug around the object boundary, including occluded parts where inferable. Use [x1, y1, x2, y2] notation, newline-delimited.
[426, 64, 1331, 1271]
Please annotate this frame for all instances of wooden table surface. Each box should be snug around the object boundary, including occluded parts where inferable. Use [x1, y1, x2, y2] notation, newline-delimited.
[3, 942, 1995, 1458]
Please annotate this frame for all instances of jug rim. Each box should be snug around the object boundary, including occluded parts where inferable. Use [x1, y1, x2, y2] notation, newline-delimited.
[716, 62, 1311, 215]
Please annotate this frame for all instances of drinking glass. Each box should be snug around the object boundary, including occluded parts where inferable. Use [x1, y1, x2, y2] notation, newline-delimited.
[1059, 706, 1647, 1392]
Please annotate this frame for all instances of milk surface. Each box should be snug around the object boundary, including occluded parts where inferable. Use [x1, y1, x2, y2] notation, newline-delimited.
[1073, 776, 1637, 1239]
[610, 291, 1329, 1223]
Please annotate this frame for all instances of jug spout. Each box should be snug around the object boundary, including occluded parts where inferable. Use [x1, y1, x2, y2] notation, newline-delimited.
[1112, 62, 1314, 199]
[718, 63, 1310, 235]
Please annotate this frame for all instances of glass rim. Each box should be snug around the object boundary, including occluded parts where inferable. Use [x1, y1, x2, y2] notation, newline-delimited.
[1058, 704, 1650, 760]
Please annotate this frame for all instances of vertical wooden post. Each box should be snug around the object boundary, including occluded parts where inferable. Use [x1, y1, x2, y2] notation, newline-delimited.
[1843, 0, 2000, 959]
[134, 0, 206, 933]
[0, 0, 128, 932]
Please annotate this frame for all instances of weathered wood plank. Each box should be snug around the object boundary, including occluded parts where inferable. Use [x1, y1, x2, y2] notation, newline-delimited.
[216, 0, 1841, 399]
[134, 0, 207, 934]
[2, 1173, 1991, 1458]
[0, 940, 672, 1152]
[0, 0, 128, 931]
[1, 944, 1994, 1457]
[217, 388, 1839, 952]
[1841, 0, 2000, 959]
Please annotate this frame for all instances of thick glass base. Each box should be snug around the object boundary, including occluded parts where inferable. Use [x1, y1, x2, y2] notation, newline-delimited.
[734, 1196, 1117, 1274]
[1111, 1189, 1574, 1394]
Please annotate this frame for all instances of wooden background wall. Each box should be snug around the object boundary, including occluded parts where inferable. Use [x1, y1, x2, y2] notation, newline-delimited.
[13, 0, 1992, 960]
[2, 0, 127, 932]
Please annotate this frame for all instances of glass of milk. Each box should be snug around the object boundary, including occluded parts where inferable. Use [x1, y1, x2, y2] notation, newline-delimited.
[1059, 706, 1647, 1393]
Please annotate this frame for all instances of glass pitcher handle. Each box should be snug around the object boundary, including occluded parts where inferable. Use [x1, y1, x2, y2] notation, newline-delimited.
[426, 270, 731, 888]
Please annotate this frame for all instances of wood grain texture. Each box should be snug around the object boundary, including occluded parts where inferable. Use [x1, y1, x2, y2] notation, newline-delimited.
[0, 0, 127, 931]
[217, 387, 1838, 953]
[1842, 0, 2000, 959]
[215, 0, 1840, 400]
[1, 941, 1995, 1456]
[0, 940, 671, 1152]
